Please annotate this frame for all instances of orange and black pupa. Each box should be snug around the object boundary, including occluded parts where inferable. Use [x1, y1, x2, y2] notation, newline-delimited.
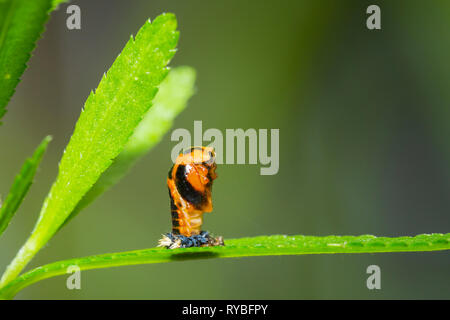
[158, 146, 224, 249]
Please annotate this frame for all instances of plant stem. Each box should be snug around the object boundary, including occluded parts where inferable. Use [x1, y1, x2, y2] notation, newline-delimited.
[0, 233, 448, 299]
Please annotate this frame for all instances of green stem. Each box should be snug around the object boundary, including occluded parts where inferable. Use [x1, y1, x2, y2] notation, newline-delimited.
[0, 233, 448, 299]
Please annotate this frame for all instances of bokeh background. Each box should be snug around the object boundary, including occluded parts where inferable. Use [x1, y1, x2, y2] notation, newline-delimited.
[0, 0, 449, 299]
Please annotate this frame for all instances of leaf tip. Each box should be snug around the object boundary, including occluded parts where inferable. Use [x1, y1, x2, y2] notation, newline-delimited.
[153, 12, 178, 30]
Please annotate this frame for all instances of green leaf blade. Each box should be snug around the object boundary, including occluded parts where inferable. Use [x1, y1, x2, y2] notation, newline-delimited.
[50, 13, 178, 230]
[0, 0, 53, 124]
[63, 66, 196, 226]
[0, 233, 448, 299]
[0, 136, 51, 238]
[0, 13, 179, 287]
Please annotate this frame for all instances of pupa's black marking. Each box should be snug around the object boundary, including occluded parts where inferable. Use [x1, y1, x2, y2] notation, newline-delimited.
[168, 190, 180, 233]
[175, 164, 206, 206]
[168, 189, 177, 211]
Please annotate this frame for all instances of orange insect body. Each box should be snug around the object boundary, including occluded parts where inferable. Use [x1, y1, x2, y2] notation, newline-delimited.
[167, 147, 217, 237]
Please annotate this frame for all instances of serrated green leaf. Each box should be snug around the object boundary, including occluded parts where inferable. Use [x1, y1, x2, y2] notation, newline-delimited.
[0, 233, 448, 299]
[0, 136, 51, 238]
[0, 13, 179, 287]
[61, 66, 196, 228]
[0, 0, 54, 124]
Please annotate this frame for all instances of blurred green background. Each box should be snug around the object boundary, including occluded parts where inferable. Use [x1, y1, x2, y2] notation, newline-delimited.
[0, 0, 449, 299]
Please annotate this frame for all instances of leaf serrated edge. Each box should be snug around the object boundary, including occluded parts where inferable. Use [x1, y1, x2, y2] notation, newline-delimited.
[0, 0, 55, 124]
